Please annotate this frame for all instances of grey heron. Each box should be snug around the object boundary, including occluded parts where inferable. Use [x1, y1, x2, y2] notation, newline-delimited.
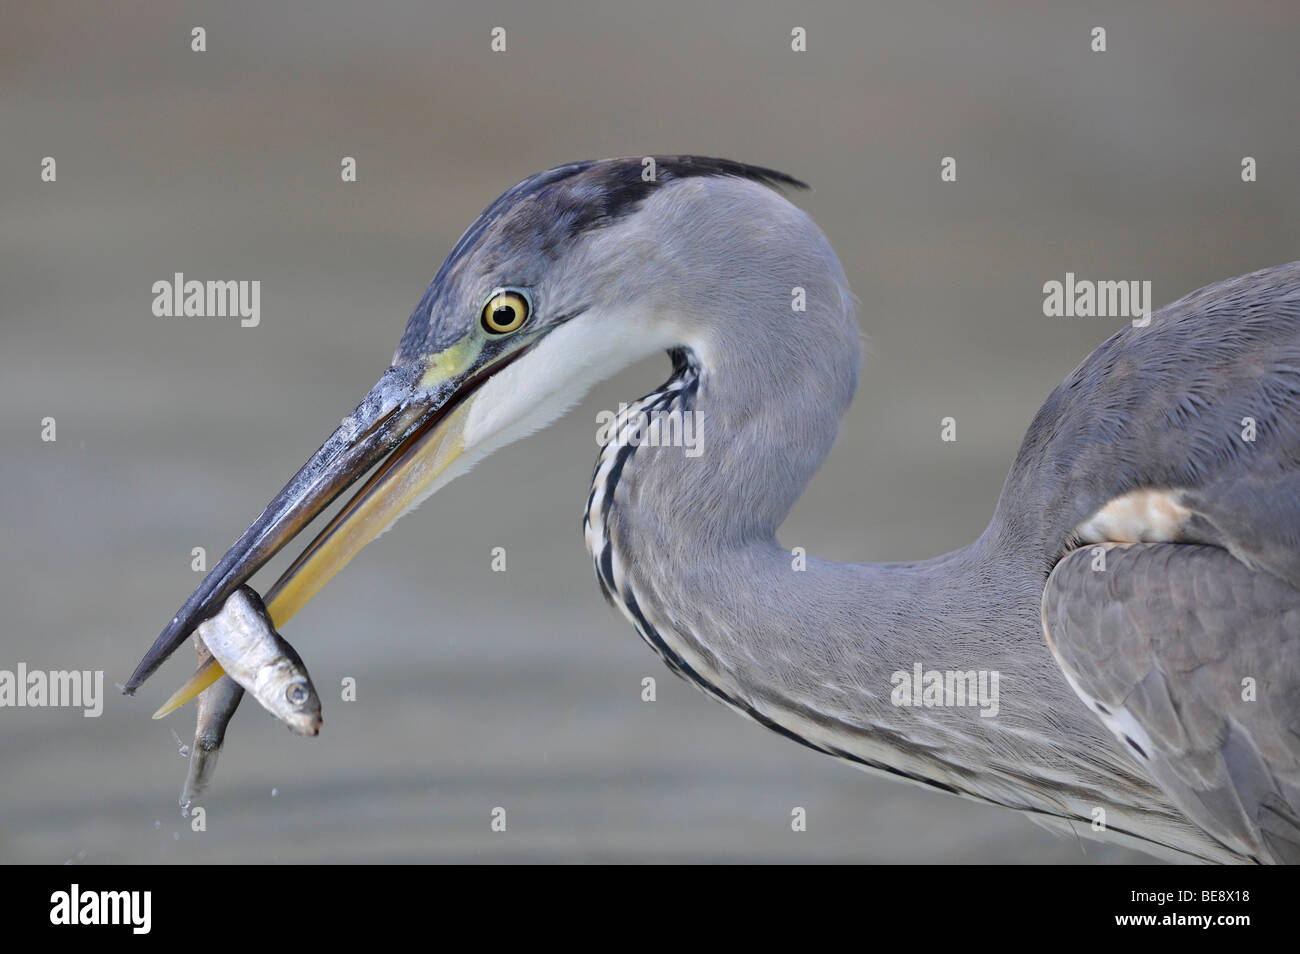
[125, 157, 1300, 864]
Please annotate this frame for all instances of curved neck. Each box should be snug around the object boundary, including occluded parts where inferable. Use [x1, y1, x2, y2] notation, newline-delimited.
[583, 334, 1210, 859]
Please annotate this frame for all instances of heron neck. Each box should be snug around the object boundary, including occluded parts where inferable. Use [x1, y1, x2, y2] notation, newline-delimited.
[587, 341, 1171, 828]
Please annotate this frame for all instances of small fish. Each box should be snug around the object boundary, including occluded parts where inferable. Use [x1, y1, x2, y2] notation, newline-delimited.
[179, 634, 245, 816]
[191, 586, 322, 736]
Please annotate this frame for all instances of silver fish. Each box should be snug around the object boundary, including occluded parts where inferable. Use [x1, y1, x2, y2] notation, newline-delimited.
[193, 586, 322, 736]
[179, 636, 244, 816]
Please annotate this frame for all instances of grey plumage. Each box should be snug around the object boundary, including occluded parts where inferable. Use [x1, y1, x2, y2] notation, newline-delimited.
[396, 157, 808, 360]
[1001, 263, 1300, 588]
[1045, 543, 1300, 863]
[130, 157, 1300, 863]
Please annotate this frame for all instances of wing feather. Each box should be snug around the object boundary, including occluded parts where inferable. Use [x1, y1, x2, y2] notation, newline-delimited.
[1043, 542, 1300, 863]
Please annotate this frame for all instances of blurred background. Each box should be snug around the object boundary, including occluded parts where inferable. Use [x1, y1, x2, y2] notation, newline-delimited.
[2, 1, 1297, 863]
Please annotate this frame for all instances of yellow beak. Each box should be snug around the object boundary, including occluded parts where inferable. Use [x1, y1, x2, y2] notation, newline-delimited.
[152, 393, 475, 718]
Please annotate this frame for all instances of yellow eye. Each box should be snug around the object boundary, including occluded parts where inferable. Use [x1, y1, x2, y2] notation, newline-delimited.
[481, 290, 530, 335]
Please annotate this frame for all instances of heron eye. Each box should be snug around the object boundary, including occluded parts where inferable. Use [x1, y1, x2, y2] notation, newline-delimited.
[481, 290, 529, 335]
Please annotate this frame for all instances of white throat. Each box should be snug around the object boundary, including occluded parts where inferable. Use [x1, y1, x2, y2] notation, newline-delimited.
[388, 306, 684, 530]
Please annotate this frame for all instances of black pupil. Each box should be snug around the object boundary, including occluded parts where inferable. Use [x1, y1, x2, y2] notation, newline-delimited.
[492, 305, 516, 327]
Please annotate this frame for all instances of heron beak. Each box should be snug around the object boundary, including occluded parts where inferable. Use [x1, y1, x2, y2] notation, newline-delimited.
[129, 341, 534, 710]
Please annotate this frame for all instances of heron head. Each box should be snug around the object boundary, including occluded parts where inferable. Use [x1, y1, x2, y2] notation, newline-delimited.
[126, 156, 826, 704]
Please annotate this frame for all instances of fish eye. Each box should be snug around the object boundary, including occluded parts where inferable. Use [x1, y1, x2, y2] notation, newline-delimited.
[286, 681, 309, 706]
[480, 289, 530, 335]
